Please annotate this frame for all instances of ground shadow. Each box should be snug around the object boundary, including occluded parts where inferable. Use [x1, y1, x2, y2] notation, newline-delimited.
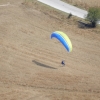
[32, 60, 57, 69]
[77, 21, 93, 29]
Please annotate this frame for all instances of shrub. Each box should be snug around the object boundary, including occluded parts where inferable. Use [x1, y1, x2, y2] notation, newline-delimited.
[86, 7, 100, 28]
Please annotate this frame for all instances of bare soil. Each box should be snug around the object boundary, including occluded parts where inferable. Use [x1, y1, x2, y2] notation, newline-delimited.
[0, 0, 100, 100]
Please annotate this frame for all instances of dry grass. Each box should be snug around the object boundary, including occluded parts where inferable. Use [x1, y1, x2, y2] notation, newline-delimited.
[0, 0, 100, 100]
[62, 0, 100, 10]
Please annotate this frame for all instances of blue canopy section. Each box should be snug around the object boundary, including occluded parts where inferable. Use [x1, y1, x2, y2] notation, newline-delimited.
[51, 31, 71, 52]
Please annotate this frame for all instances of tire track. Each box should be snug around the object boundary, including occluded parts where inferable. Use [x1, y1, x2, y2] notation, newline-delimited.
[2, 81, 99, 94]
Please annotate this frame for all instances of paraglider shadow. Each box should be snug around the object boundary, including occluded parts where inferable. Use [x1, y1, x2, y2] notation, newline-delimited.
[32, 60, 57, 69]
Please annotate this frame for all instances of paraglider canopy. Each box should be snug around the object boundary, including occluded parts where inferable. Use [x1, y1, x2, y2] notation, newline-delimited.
[51, 31, 72, 52]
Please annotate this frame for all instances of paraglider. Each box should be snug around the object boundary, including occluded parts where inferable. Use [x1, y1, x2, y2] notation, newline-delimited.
[51, 31, 72, 52]
[61, 60, 65, 66]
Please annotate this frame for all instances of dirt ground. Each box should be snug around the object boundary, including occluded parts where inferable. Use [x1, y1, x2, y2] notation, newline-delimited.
[0, 0, 100, 100]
